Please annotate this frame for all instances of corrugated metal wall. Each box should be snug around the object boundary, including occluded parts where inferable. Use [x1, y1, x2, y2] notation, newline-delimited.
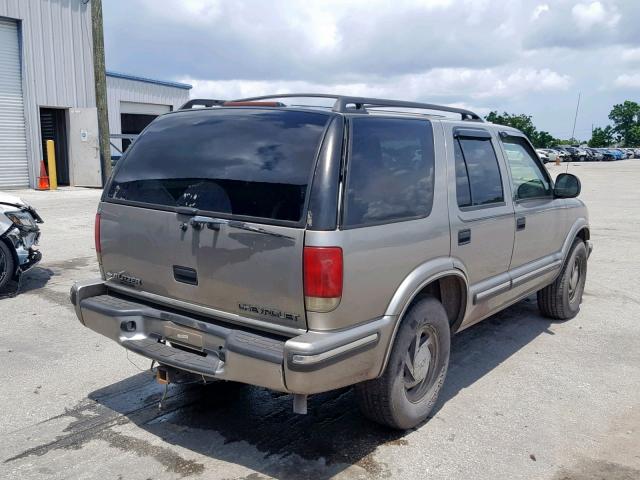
[0, 0, 95, 187]
[107, 75, 190, 153]
[0, 17, 29, 187]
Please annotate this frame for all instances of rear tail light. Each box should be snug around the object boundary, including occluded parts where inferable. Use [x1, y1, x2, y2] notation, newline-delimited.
[94, 212, 101, 254]
[303, 246, 343, 312]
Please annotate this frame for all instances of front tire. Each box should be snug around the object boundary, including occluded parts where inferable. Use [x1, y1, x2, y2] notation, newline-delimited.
[0, 241, 16, 292]
[537, 239, 588, 320]
[356, 297, 450, 429]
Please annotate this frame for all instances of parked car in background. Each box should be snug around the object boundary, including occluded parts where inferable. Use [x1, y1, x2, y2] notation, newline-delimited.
[556, 146, 585, 162]
[576, 147, 589, 160]
[612, 148, 628, 160]
[70, 94, 591, 430]
[584, 148, 603, 161]
[598, 149, 616, 161]
[539, 148, 559, 162]
[536, 149, 550, 163]
[550, 147, 566, 159]
[633, 148, 640, 158]
[0, 192, 43, 292]
[550, 148, 570, 162]
[606, 149, 626, 161]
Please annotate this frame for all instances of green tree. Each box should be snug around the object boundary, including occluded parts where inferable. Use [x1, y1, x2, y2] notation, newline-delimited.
[485, 111, 537, 138]
[484, 111, 558, 148]
[608, 100, 640, 146]
[626, 125, 640, 147]
[588, 126, 614, 147]
[533, 130, 557, 148]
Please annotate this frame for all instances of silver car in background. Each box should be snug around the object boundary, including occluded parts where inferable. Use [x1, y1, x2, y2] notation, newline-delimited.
[0, 192, 42, 292]
[71, 94, 591, 429]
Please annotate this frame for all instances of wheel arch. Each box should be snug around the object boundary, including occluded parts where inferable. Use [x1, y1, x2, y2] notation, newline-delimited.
[561, 218, 590, 264]
[380, 261, 469, 375]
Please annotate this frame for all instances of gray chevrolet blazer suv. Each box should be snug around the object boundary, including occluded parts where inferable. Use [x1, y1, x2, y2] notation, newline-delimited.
[71, 94, 591, 429]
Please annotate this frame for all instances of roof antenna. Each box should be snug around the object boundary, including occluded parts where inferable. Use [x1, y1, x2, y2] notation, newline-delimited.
[570, 92, 581, 144]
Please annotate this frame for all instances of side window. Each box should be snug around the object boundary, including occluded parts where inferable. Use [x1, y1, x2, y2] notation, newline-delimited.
[501, 136, 552, 200]
[454, 134, 504, 208]
[344, 117, 435, 227]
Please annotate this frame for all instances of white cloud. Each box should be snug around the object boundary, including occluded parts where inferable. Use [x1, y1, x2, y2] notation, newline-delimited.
[621, 48, 640, 63]
[531, 4, 549, 21]
[182, 67, 571, 106]
[571, 1, 619, 30]
[104, 0, 640, 138]
[614, 74, 640, 89]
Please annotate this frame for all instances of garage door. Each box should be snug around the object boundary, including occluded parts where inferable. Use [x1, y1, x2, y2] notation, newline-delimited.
[0, 18, 29, 188]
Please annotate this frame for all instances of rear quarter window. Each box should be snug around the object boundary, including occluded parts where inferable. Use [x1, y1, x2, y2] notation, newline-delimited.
[107, 109, 330, 224]
[343, 117, 435, 228]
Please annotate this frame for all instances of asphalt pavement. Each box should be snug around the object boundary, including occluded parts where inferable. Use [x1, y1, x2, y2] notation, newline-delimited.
[1, 161, 639, 480]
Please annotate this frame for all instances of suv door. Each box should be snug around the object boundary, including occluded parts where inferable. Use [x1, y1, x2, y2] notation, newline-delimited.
[497, 132, 567, 293]
[445, 126, 515, 326]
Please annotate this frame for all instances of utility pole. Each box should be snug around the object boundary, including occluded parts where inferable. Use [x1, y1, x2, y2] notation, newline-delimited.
[91, 0, 111, 184]
[571, 92, 581, 144]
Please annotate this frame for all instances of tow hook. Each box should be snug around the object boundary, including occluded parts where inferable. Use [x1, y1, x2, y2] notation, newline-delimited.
[156, 367, 170, 385]
[155, 366, 175, 410]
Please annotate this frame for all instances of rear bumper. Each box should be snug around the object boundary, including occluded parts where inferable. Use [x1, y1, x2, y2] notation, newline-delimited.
[70, 279, 395, 395]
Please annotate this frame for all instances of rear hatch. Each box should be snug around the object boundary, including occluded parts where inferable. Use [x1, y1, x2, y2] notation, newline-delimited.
[99, 108, 332, 332]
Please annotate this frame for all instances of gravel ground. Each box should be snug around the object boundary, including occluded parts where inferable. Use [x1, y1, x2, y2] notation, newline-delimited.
[0, 161, 638, 480]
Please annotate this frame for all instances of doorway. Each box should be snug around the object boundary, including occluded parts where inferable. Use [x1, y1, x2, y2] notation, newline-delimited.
[120, 113, 159, 152]
[39, 108, 70, 186]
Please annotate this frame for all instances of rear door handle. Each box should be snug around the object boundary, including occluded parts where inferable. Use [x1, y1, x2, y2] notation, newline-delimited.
[516, 217, 526, 231]
[173, 265, 198, 285]
[458, 229, 471, 245]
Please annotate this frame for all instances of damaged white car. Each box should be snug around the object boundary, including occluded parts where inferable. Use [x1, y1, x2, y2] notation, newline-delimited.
[0, 192, 43, 292]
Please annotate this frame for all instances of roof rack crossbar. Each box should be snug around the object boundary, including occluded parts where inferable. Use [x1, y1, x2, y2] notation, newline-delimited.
[230, 93, 483, 121]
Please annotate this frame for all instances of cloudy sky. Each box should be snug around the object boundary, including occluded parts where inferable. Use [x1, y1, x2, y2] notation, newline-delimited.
[103, 0, 640, 140]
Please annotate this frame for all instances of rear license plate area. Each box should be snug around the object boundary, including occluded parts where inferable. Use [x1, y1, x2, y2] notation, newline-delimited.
[164, 325, 204, 351]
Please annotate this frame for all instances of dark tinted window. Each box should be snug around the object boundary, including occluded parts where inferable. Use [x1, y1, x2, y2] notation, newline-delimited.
[454, 141, 472, 207]
[344, 117, 435, 227]
[107, 109, 329, 223]
[454, 136, 504, 207]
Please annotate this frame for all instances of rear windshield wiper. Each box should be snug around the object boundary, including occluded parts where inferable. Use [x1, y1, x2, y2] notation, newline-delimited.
[226, 220, 294, 239]
[184, 214, 294, 240]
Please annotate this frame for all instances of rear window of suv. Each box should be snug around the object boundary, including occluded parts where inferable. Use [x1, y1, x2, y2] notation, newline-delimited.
[107, 109, 330, 224]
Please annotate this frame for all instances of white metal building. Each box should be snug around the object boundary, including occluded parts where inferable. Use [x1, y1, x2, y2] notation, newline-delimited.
[106, 71, 191, 158]
[0, 0, 99, 188]
[0, 0, 192, 189]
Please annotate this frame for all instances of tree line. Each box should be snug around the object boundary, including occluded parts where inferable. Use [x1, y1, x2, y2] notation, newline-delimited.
[485, 100, 640, 148]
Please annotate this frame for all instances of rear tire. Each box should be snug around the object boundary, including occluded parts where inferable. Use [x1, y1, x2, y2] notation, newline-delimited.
[0, 241, 16, 292]
[356, 296, 450, 429]
[537, 239, 587, 320]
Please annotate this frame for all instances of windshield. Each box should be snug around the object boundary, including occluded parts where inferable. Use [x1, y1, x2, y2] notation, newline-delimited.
[107, 109, 330, 224]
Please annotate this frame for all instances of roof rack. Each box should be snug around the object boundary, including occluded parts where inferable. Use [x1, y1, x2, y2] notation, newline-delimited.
[230, 93, 483, 121]
[179, 98, 226, 109]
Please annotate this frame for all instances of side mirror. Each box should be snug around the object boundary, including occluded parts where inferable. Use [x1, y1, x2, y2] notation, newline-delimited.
[554, 173, 581, 198]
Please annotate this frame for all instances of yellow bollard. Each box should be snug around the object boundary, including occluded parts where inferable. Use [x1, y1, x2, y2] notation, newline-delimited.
[46, 139, 57, 190]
